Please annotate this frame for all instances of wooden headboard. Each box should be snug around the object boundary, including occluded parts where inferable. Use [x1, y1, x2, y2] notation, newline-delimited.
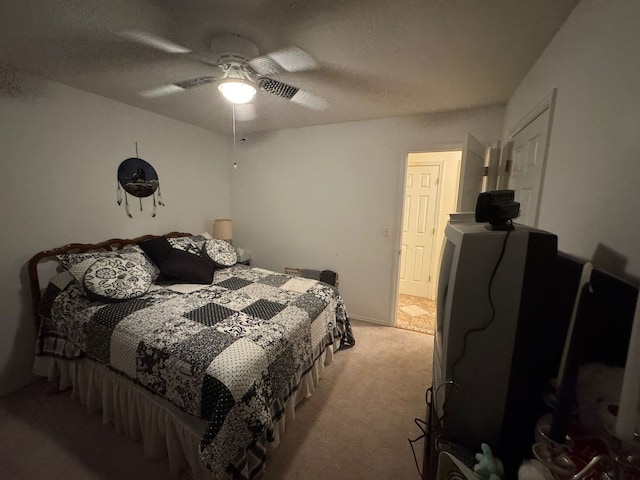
[27, 232, 191, 328]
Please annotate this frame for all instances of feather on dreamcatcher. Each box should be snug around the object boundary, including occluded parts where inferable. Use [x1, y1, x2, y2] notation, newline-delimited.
[116, 155, 164, 218]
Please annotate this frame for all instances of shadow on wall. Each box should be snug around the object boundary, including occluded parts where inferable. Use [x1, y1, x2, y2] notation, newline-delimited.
[591, 243, 640, 286]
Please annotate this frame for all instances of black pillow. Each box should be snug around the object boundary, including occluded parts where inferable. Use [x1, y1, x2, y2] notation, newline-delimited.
[159, 248, 216, 284]
[139, 237, 174, 267]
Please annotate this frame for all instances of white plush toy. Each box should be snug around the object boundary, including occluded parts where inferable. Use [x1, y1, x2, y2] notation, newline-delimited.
[518, 459, 555, 480]
[474, 444, 556, 480]
[474, 443, 504, 480]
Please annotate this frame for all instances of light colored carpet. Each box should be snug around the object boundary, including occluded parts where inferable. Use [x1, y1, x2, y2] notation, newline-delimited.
[0, 320, 433, 480]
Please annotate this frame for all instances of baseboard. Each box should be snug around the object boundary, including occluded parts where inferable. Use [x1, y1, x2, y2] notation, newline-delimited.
[348, 314, 393, 327]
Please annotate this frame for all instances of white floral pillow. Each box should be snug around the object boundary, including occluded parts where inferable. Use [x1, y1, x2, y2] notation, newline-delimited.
[122, 245, 161, 281]
[202, 239, 237, 267]
[82, 256, 151, 301]
[58, 249, 158, 285]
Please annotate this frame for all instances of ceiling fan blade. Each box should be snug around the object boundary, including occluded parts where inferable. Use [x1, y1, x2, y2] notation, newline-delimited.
[141, 76, 217, 98]
[174, 76, 218, 89]
[118, 30, 192, 54]
[249, 47, 319, 76]
[258, 78, 328, 110]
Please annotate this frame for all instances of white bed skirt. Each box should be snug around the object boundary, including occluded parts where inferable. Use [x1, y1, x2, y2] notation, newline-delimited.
[33, 344, 336, 479]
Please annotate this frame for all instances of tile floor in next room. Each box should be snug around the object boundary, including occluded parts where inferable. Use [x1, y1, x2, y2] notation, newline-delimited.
[396, 293, 436, 335]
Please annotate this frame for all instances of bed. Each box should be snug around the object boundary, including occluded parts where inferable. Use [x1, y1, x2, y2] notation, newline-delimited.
[28, 232, 355, 479]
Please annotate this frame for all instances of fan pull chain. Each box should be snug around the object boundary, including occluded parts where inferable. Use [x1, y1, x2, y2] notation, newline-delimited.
[232, 103, 237, 155]
[232, 104, 239, 170]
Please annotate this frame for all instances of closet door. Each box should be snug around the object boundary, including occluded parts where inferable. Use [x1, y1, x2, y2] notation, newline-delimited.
[507, 107, 552, 227]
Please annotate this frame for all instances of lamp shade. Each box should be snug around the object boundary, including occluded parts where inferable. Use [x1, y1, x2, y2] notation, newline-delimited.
[213, 218, 233, 241]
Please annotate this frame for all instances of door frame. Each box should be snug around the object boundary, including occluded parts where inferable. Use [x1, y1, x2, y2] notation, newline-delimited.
[391, 145, 462, 326]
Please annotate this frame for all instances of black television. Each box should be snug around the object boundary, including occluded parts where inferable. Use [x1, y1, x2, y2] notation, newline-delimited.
[430, 220, 638, 476]
[432, 220, 558, 475]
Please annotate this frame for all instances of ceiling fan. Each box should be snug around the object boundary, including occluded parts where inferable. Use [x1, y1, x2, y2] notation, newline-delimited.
[119, 31, 328, 117]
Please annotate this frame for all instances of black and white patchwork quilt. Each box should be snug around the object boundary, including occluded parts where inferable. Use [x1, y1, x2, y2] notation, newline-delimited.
[37, 264, 355, 478]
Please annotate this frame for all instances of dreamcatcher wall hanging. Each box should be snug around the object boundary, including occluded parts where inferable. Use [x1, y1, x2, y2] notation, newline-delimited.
[116, 145, 164, 218]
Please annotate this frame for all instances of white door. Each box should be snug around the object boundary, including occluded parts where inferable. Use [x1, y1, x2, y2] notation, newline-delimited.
[457, 133, 488, 211]
[400, 164, 440, 297]
[507, 107, 551, 226]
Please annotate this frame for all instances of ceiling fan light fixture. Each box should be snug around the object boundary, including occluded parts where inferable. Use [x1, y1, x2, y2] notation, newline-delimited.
[217, 78, 256, 104]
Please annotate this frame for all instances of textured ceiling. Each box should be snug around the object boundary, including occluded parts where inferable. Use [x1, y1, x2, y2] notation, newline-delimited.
[0, 0, 579, 135]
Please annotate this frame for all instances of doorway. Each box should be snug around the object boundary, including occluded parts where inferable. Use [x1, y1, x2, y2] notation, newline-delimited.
[395, 150, 462, 334]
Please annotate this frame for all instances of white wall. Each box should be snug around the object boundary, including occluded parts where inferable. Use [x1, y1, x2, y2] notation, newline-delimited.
[230, 107, 504, 325]
[0, 66, 230, 395]
[503, 0, 640, 280]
